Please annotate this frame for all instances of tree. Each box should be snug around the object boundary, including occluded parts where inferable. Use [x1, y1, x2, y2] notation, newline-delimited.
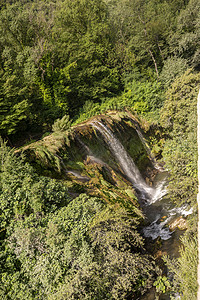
[0, 1, 50, 136]
[164, 234, 198, 299]
[0, 157, 157, 300]
[161, 70, 199, 206]
[0, 139, 70, 231]
[160, 70, 199, 298]
[53, 0, 121, 113]
[197, 88, 200, 299]
[169, 0, 200, 69]
[0, 0, 123, 137]
[106, 0, 188, 79]
[159, 57, 189, 87]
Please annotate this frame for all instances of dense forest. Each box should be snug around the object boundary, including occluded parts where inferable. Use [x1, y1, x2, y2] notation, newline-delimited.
[0, 0, 199, 299]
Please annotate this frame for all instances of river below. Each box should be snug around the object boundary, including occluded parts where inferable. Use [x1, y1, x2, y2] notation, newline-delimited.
[138, 170, 193, 300]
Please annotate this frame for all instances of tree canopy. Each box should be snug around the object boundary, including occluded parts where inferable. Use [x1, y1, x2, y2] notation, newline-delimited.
[0, 0, 199, 298]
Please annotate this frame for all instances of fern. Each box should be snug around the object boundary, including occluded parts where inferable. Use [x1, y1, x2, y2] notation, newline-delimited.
[52, 115, 71, 133]
[31, 145, 63, 172]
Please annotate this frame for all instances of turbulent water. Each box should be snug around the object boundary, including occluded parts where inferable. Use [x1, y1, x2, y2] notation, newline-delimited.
[91, 121, 193, 240]
[92, 121, 164, 203]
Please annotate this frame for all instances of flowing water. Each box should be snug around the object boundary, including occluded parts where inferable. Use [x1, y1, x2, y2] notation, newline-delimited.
[91, 121, 192, 241]
[142, 171, 192, 241]
[92, 121, 156, 201]
[89, 121, 194, 299]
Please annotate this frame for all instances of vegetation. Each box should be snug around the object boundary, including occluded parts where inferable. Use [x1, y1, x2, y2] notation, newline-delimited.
[0, 141, 157, 299]
[161, 70, 199, 207]
[0, 0, 199, 299]
[164, 233, 198, 299]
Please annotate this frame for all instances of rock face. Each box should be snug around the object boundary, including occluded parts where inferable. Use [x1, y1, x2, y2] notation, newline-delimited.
[19, 110, 158, 180]
[17, 110, 159, 208]
[169, 216, 187, 231]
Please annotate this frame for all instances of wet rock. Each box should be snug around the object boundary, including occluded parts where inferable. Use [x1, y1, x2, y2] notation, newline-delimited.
[169, 216, 187, 231]
[66, 170, 90, 182]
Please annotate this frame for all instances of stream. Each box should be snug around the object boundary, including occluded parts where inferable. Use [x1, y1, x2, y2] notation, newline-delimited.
[90, 122, 192, 242]
[140, 171, 192, 300]
[142, 171, 192, 241]
[89, 121, 192, 299]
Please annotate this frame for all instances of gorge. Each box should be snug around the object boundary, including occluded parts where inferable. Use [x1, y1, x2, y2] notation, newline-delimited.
[0, 1, 199, 298]
[16, 110, 193, 299]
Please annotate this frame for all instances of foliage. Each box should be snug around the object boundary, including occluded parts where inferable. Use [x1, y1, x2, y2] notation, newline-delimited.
[160, 69, 199, 299]
[169, 0, 200, 69]
[0, 1, 53, 136]
[160, 57, 189, 87]
[106, 0, 188, 78]
[160, 70, 199, 206]
[1, 0, 200, 298]
[0, 139, 71, 231]
[74, 78, 164, 125]
[0, 0, 122, 138]
[0, 141, 158, 299]
[0, 192, 157, 299]
[122, 79, 164, 114]
[23, 115, 73, 172]
[0, 0, 198, 139]
[52, 115, 71, 133]
[153, 276, 170, 294]
[163, 232, 198, 299]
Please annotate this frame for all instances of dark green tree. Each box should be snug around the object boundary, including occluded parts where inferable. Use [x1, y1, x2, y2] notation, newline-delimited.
[52, 0, 122, 113]
[1, 195, 156, 299]
[169, 0, 200, 69]
[161, 69, 199, 206]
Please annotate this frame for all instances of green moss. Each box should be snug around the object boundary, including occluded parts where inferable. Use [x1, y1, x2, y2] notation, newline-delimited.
[18, 111, 154, 214]
[100, 179, 110, 187]
[125, 189, 136, 199]
[65, 160, 84, 171]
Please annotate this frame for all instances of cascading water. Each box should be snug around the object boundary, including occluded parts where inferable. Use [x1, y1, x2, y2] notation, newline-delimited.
[76, 136, 93, 155]
[92, 121, 165, 203]
[89, 119, 194, 300]
[143, 202, 193, 240]
[91, 120, 192, 241]
[135, 125, 163, 171]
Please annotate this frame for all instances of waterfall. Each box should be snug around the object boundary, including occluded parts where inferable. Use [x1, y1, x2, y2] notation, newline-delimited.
[76, 136, 92, 155]
[91, 121, 163, 203]
[76, 136, 106, 165]
[89, 120, 192, 243]
[135, 125, 163, 171]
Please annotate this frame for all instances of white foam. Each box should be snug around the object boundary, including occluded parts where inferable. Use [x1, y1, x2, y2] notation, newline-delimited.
[143, 204, 193, 240]
[92, 121, 156, 200]
[148, 178, 168, 204]
[167, 204, 193, 217]
[143, 216, 172, 240]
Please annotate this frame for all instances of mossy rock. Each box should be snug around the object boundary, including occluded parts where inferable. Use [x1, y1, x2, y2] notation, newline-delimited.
[125, 189, 137, 199]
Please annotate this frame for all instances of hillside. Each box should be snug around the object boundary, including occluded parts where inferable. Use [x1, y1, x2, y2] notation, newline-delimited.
[0, 0, 199, 299]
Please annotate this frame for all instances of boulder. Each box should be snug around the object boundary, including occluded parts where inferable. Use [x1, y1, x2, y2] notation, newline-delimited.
[169, 216, 187, 231]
